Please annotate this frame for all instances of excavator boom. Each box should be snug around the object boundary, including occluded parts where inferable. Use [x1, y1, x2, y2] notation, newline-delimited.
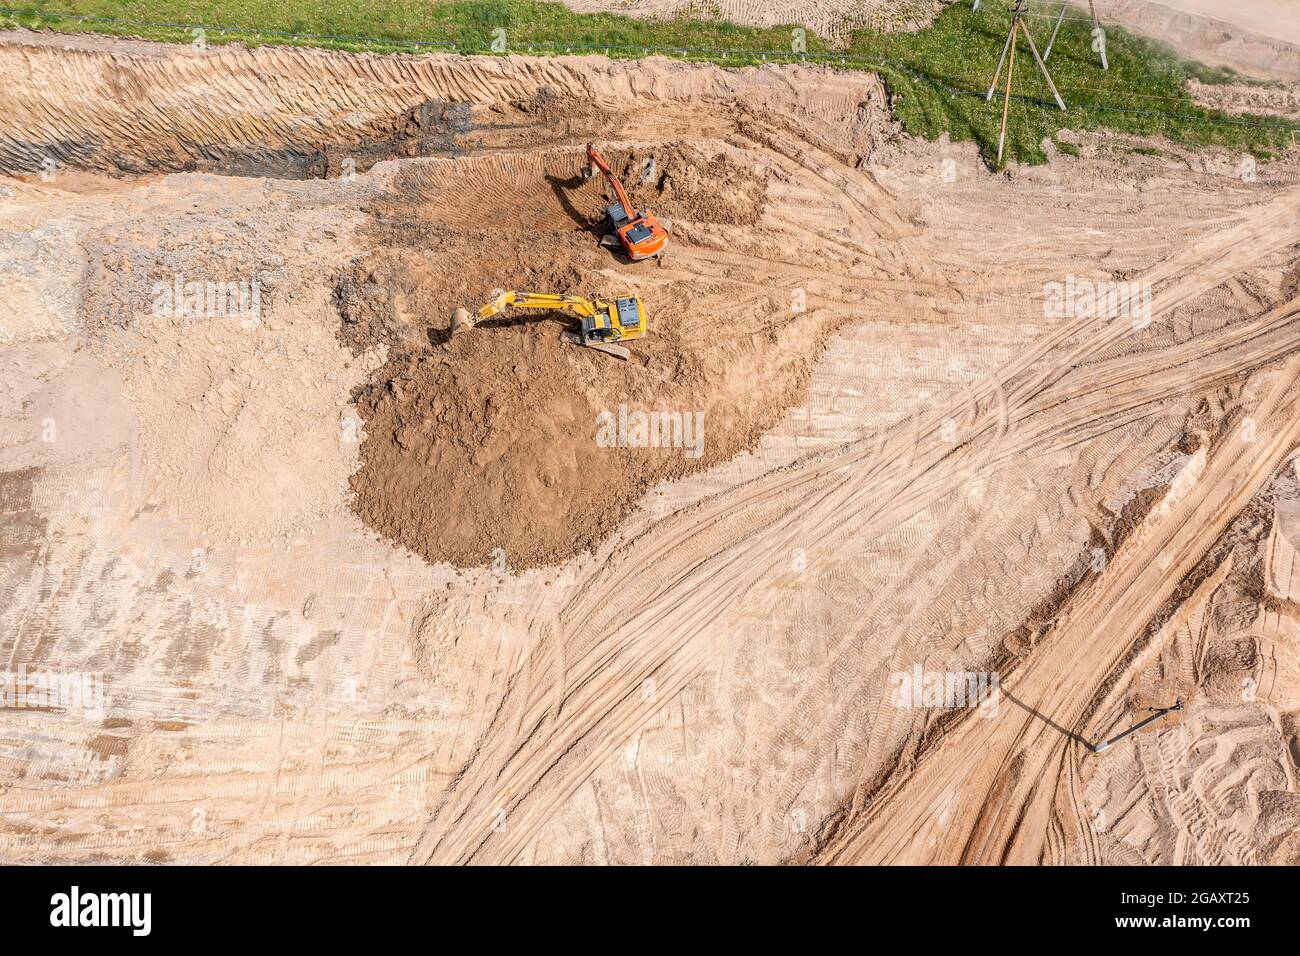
[477, 291, 597, 321]
[584, 145, 636, 218]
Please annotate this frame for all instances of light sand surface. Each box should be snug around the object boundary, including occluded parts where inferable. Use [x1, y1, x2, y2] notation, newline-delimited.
[2, 32, 1299, 864]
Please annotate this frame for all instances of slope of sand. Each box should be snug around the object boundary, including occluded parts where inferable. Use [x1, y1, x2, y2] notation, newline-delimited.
[1, 32, 1299, 865]
[1146, 0, 1300, 49]
[1072, 0, 1300, 79]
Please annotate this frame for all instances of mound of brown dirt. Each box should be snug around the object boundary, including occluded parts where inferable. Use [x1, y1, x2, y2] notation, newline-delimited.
[349, 280, 826, 568]
[607, 144, 770, 227]
[335, 231, 602, 354]
[341, 144, 836, 569]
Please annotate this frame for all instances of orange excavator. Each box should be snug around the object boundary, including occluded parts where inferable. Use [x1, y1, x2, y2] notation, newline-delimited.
[583, 143, 669, 262]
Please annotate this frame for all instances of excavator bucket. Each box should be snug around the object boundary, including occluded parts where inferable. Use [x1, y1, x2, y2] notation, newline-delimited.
[450, 307, 475, 335]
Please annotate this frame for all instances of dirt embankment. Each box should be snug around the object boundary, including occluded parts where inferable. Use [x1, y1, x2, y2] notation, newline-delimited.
[335, 144, 832, 570]
[0, 28, 630, 177]
[0, 31, 879, 178]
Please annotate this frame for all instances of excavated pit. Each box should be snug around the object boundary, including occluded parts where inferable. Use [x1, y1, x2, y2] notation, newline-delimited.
[1, 32, 894, 569]
[335, 144, 844, 569]
[0, 29, 621, 179]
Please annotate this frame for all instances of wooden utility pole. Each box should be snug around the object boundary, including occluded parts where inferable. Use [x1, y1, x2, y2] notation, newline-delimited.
[1093, 700, 1182, 753]
[1021, 10, 1067, 110]
[986, 0, 1067, 164]
[998, 30, 1017, 164]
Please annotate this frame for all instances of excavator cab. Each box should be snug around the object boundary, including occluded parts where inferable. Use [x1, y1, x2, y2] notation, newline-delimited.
[575, 294, 645, 349]
[605, 201, 631, 228]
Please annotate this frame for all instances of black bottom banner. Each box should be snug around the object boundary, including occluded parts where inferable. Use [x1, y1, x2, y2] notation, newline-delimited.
[0, 864, 1277, 942]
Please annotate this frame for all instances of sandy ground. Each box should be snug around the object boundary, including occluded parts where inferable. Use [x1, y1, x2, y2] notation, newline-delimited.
[1139, 0, 1300, 50]
[2, 31, 1300, 864]
[1081, 0, 1300, 79]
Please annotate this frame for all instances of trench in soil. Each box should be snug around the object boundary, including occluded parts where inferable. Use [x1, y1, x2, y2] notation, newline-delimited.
[3, 36, 888, 568]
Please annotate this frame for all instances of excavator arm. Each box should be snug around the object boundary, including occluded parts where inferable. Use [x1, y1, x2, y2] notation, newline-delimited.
[477, 291, 597, 321]
[584, 145, 635, 218]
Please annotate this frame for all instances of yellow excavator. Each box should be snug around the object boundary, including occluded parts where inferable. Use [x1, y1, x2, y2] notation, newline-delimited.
[451, 290, 647, 360]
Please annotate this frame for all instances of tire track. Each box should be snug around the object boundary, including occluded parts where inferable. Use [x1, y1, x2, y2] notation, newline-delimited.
[816, 350, 1300, 864]
[409, 187, 1300, 864]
